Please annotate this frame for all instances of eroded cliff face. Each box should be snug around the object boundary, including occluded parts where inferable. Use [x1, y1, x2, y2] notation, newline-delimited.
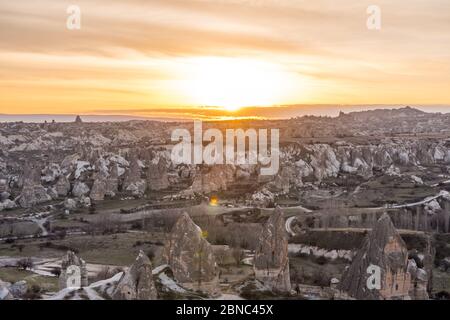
[162, 212, 220, 296]
[1, 108, 450, 212]
[281, 139, 447, 184]
[253, 207, 291, 293]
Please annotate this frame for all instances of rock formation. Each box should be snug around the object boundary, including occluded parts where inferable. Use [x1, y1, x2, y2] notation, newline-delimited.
[18, 164, 51, 208]
[0, 280, 13, 300]
[162, 212, 219, 295]
[253, 207, 291, 293]
[8, 280, 27, 298]
[147, 158, 169, 191]
[407, 259, 429, 300]
[123, 157, 146, 197]
[191, 165, 235, 194]
[0, 178, 8, 195]
[339, 213, 412, 300]
[105, 164, 119, 197]
[59, 251, 88, 290]
[90, 177, 106, 201]
[72, 181, 90, 198]
[55, 174, 71, 197]
[112, 251, 157, 300]
[64, 198, 77, 211]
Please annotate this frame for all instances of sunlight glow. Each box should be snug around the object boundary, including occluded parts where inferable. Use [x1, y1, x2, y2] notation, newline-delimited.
[181, 57, 295, 110]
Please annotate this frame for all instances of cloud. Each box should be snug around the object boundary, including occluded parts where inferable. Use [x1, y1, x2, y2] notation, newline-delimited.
[1, 0, 450, 114]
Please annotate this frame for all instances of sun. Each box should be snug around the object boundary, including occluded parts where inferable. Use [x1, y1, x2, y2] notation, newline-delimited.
[223, 104, 240, 112]
[180, 57, 293, 110]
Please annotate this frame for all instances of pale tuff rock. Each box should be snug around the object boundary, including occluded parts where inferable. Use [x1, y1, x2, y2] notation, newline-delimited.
[152, 265, 189, 297]
[410, 175, 424, 185]
[308, 144, 341, 181]
[59, 251, 88, 290]
[47, 187, 58, 200]
[112, 251, 157, 300]
[8, 280, 27, 298]
[55, 174, 71, 197]
[48, 272, 123, 300]
[41, 163, 61, 183]
[61, 153, 80, 171]
[295, 159, 314, 177]
[125, 180, 147, 197]
[433, 146, 446, 161]
[268, 167, 291, 193]
[0, 134, 13, 146]
[235, 168, 251, 180]
[407, 259, 429, 300]
[123, 157, 146, 197]
[424, 199, 441, 215]
[72, 181, 90, 198]
[191, 165, 235, 194]
[253, 207, 291, 293]
[105, 164, 119, 197]
[0, 280, 13, 300]
[0, 199, 16, 211]
[179, 165, 193, 179]
[92, 157, 109, 179]
[0, 178, 8, 194]
[113, 129, 139, 144]
[444, 150, 450, 164]
[339, 213, 412, 300]
[90, 177, 106, 201]
[87, 148, 102, 166]
[251, 188, 275, 207]
[74, 160, 92, 179]
[288, 244, 353, 262]
[147, 157, 169, 191]
[9, 136, 52, 152]
[18, 165, 51, 208]
[283, 140, 446, 183]
[162, 212, 220, 295]
[85, 132, 111, 147]
[49, 264, 188, 300]
[64, 198, 77, 211]
[0, 179, 13, 205]
[80, 196, 91, 207]
[109, 154, 129, 168]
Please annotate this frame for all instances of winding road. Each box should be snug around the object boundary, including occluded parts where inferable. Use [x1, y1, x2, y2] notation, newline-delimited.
[285, 190, 450, 236]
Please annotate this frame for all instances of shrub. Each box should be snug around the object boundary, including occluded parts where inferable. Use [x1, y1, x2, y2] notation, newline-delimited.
[51, 267, 61, 277]
[311, 269, 330, 287]
[315, 256, 327, 265]
[23, 284, 42, 299]
[17, 258, 34, 270]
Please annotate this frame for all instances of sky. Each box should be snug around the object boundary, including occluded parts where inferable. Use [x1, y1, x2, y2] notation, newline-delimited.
[0, 0, 450, 120]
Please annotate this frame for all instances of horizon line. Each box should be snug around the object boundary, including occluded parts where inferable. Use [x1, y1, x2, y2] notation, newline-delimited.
[1, 104, 449, 123]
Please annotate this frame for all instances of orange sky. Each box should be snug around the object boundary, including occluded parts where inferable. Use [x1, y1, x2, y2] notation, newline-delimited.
[1, 0, 450, 119]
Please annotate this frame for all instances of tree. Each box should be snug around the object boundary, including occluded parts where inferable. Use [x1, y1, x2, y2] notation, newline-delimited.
[17, 258, 34, 271]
